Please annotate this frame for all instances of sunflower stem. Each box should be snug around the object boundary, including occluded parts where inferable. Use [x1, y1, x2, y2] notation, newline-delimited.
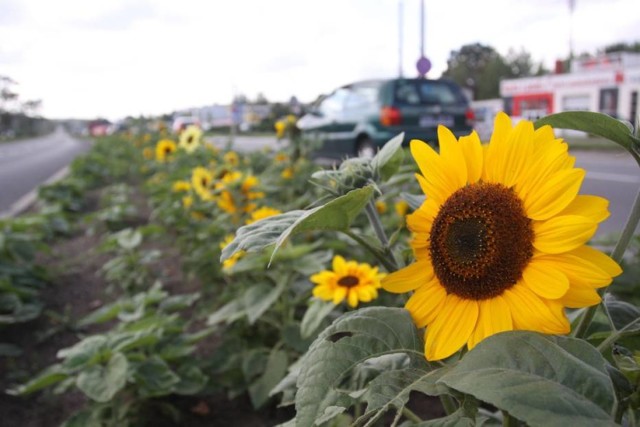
[439, 394, 458, 416]
[573, 186, 640, 339]
[502, 410, 519, 427]
[364, 201, 400, 271]
[342, 230, 397, 272]
[401, 407, 423, 423]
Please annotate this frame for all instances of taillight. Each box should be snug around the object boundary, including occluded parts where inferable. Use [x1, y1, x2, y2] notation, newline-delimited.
[465, 108, 476, 127]
[380, 106, 402, 126]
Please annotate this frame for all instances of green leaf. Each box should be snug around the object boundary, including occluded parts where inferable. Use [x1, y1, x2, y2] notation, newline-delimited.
[295, 307, 426, 427]
[249, 349, 289, 409]
[243, 281, 287, 325]
[133, 355, 180, 397]
[159, 292, 200, 312]
[7, 364, 68, 395]
[206, 299, 245, 326]
[359, 367, 450, 425]
[439, 331, 616, 427]
[414, 396, 480, 427]
[300, 299, 336, 339]
[372, 133, 405, 181]
[173, 365, 207, 395]
[58, 335, 109, 371]
[76, 302, 122, 327]
[400, 192, 425, 211]
[534, 111, 640, 155]
[76, 352, 128, 402]
[221, 186, 374, 263]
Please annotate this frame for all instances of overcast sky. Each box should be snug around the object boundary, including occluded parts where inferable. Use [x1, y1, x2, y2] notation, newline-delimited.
[1, 0, 639, 121]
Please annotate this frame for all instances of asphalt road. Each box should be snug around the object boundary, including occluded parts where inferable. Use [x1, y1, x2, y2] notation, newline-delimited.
[0, 127, 91, 216]
[210, 135, 640, 240]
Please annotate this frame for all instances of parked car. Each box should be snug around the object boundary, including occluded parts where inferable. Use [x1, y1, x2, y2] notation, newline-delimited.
[172, 116, 200, 133]
[297, 78, 475, 159]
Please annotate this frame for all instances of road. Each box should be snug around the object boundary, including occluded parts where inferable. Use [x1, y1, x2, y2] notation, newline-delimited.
[0, 127, 91, 217]
[210, 135, 640, 240]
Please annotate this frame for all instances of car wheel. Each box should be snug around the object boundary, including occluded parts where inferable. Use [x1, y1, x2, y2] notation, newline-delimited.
[356, 138, 376, 159]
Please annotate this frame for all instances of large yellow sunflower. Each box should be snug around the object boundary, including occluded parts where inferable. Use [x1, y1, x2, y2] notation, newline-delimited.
[311, 255, 385, 308]
[383, 112, 622, 361]
[179, 125, 202, 153]
[155, 139, 177, 162]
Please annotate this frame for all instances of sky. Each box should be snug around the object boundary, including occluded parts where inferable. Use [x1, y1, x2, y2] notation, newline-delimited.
[1, 0, 639, 121]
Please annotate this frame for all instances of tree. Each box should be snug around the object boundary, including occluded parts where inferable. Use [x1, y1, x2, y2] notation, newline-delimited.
[442, 43, 543, 100]
[602, 41, 640, 54]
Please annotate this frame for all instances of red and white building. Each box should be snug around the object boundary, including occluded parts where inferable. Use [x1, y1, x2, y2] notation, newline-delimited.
[500, 52, 640, 125]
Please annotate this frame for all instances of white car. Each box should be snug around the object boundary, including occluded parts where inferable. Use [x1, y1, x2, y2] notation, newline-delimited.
[172, 116, 200, 133]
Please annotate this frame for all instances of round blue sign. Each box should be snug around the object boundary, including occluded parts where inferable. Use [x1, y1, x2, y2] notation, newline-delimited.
[417, 56, 432, 76]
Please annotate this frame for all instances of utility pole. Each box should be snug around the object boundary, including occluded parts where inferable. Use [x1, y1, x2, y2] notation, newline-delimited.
[398, 0, 404, 77]
[416, 0, 431, 78]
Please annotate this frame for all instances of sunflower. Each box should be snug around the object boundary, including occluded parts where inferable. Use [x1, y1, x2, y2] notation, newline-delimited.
[191, 167, 214, 201]
[311, 255, 386, 308]
[375, 200, 388, 214]
[155, 139, 177, 162]
[281, 167, 294, 179]
[172, 180, 191, 193]
[246, 206, 282, 224]
[224, 151, 239, 166]
[382, 112, 622, 361]
[395, 200, 410, 218]
[179, 125, 202, 153]
[143, 147, 154, 160]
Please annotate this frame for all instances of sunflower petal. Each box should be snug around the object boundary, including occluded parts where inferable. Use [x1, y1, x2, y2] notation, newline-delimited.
[411, 139, 463, 203]
[560, 282, 602, 308]
[332, 255, 346, 273]
[332, 286, 347, 304]
[522, 258, 570, 299]
[558, 195, 610, 224]
[458, 131, 483, 183]
[405, 278, 447, 327]
[382, 260, 433, 293]
[572, 245, 621, 277]
[347, 290, 359, 307]
[533, 215, 597, 254]
[425, 295, 478, 361]
[467, 296, 513, 349]
[524, 168, 585, 221]
[438, 126, 467, 187]
[504, 284, 570, 334]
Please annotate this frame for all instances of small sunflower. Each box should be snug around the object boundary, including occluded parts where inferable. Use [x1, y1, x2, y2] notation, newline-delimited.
[311, 255, 386, 308]
[172, 180, 192, 193]
[375, 200, 388, 214]
[224, 151, 239, 166]
[274, 152, 289, 163]
[246, 206, 282, 224]
[179, 125, 202, 153]
[281, 167, 294, 179]
[155, 139, 177, 162]
[274, 121, 286, 139]
[191, 167, 214, 201]
[395, 200, 410, 218]
[383, 112, 622, 361]
[142, 147, 154, 160]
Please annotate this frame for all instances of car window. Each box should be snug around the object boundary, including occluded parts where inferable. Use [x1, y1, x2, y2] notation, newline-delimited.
[394, 81, 461, 106]
[318, 89, 349, 116]
[344, 86, 378, 110]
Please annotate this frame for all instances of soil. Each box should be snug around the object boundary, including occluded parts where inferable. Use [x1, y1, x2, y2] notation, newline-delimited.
[0, 186, 444, 426]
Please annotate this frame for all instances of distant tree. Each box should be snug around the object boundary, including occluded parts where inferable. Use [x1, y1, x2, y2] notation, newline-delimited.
[442, 43, 508, 100]
[254, 92, 269, 105]
[602, 41, 640, 54]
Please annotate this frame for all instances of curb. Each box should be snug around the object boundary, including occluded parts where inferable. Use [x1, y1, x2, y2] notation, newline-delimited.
[0, 165, 71, 219]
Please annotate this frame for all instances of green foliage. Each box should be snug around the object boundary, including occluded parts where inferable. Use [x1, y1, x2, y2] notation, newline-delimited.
[8, 282, 211, 424]
[439, 332, 616, 427]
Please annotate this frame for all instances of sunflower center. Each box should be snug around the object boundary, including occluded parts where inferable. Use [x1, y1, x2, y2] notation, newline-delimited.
[338, 275, 359, 288]
[187, 136, 194, 144]
[201, 178, 208, 187]
[429, 182, 533, 300]
[164, 147, 172, 154]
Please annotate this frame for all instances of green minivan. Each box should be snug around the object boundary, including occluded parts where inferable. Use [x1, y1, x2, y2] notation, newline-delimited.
[297, 78, 475, 159]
